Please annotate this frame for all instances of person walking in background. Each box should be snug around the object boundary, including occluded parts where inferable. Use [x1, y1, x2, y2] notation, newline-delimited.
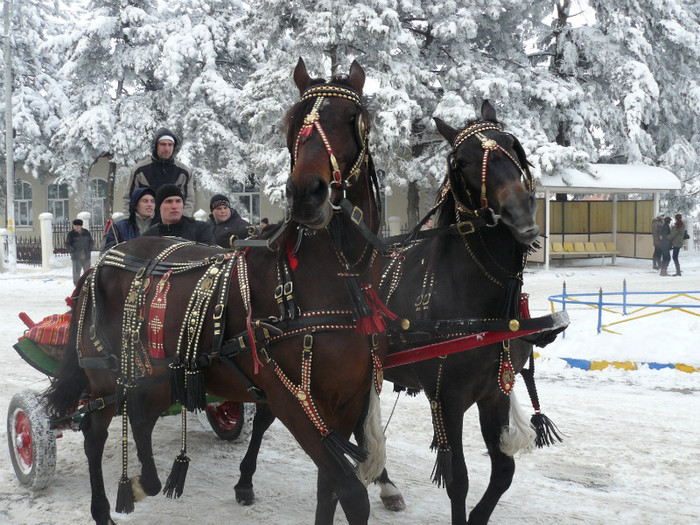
[659, 216, 672, 276]
[123, 128, 195, 216]
[259, 217, 269, 232]
[651, 214, 664, 270]
[103, 187, 156, 251]
[669, 213, 687, 276]
[207, 194, 252, 248]
[65, 219, 94, 285]
[142, 184, 214, 244]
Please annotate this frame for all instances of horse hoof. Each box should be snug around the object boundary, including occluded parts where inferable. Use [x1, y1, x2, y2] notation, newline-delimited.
[235, 487, 255, 506]
[381, 494, 406, 512]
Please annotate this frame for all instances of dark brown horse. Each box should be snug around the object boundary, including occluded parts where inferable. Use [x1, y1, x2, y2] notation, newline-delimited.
[44, 58, 388, 525]
[378, 100, 553, 525]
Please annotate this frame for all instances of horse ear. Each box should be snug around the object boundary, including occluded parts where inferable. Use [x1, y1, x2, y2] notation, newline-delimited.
[348, 60, 365, 95]
[481, 100, 498, 122]
[294, 57, 311, 95]
[434, 117, 457, 144]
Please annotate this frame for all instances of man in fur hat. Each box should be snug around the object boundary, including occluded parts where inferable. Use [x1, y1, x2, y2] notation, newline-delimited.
[207, 193, 252, 249]
[123, 128, 195, 216]
[65, 219, 94, 285]
[142, 184, 214, 244]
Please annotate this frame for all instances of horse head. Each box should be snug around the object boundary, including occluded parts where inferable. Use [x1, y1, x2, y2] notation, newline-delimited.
[285, 58, 371, 229]
[434, 100, 539, 246]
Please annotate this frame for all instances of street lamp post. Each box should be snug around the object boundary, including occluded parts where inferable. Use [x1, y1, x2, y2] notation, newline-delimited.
[3, 0, 17, 273]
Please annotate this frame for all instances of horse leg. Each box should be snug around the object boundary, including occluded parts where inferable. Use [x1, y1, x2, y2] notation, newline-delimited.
[442, 405, 469, 525]
[130, 413, 162, 500]
[235, 402, 276, 505]
[374, 468, 406, 511]
[81, 410, 115, 525]
[315, 469, 370, 525]
[468, 393, 514, 525]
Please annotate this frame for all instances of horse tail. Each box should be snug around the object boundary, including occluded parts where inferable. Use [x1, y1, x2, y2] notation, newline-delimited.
[44, 304, 89, 418]
[354, 387, 386, 486]
[499, 391, 536, 456]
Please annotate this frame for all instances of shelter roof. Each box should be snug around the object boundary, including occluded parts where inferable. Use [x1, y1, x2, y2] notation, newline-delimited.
[537, 164, 681, 193]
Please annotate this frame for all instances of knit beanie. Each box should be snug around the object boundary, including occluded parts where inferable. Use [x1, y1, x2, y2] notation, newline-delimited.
[72, 219, 83, 226]
[210, 194, 231, 211]
[156, 184, 185, 210]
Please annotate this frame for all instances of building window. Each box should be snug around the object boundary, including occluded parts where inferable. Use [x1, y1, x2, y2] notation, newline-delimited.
[14, 180, 33, 227]
[230, 177, 260, 224]
[87, 179, 108, 230]
[47, 183, 70, 223]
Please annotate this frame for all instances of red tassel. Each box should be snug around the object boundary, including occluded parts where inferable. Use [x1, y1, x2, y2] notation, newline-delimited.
[355, 286, 397, 334]
[285, 239, 298, 271]
[519, 292, 531, 319]
[300, 125, 313, 139]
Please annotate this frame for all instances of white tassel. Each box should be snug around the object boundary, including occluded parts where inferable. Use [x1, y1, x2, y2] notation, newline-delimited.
[500, 391, 536, 456]
[355, 389, 386, 486]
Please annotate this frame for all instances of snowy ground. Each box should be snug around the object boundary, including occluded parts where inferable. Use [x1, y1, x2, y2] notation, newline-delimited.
[0, 251, 698, 524]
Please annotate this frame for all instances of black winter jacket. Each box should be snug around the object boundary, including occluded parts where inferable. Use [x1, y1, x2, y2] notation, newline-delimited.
[123, 128, 195, 216]
[207, 210, 251, 249]
[141, 216, 215, 245]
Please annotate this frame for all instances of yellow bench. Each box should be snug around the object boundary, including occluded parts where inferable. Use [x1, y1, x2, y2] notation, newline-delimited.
[550, 241, 619, 264]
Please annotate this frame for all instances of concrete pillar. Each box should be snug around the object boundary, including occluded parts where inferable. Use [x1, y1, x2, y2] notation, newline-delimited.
[39, 212, 54, 272]
[388, 216, 401, 236]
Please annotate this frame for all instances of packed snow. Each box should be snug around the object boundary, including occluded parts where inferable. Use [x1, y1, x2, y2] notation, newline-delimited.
[0, 251, 698, 524]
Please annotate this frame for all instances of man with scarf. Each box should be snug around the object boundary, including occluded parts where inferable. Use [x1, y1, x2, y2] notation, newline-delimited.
[123, 128, 195, 216]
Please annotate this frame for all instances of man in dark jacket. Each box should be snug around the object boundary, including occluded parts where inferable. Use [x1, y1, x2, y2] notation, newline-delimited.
[103, 187, 156, 251]
[123, 128, 195, 216]
[65, 219, 94, 285]
[207, 194, 252, 249]
[651, 214, 664, 270]
[142, 184, 215, 244]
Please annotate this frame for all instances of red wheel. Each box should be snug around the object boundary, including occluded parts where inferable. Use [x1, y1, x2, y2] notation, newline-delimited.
[205, 401, 252, 441]
[7, 391, 56, 489]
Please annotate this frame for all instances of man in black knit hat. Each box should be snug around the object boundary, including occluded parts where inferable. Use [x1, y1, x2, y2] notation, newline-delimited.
[207, 193, 252, 248]
[142, 184, 214, 244]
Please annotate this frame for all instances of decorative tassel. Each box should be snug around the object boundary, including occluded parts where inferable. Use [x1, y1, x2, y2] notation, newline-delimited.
[126, 384, 144, 424]
[163, 452, 190, 499]
[430, 445, 453, 488]
[531, 412, 563, 448]
[169, 360, 186, 405]
[184, 369, 207, 412]
[503, 277, 522, 318]
[115, 476, 135, 514]
[246, 309, 263, 374]
[342, 273, 373, 329]
[322, 431, 368, 474]
[357, 285, 397, 334]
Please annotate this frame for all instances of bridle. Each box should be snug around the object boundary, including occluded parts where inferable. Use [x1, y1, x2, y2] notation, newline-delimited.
[447, 121, 535, 220]
[292, 84, 370, 205]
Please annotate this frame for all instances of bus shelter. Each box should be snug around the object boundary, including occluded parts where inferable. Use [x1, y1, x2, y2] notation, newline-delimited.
[534, 164, 681, 269]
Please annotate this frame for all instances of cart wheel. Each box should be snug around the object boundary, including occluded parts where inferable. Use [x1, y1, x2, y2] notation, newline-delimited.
[205, 401, 253, 442]
[7, 391, 57, 489]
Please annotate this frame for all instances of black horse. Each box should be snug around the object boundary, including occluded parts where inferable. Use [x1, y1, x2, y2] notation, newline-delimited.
[378, 100, 554, 524]
[44, 58, 388, 525]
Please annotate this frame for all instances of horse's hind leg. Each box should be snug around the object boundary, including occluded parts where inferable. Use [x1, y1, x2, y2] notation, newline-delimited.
[468, 393, 514, 525]
[82, 410, 115, 525]
[130, 413, 162, 499]
[374, 468, 406, 511]
[235, 403, 276, 505]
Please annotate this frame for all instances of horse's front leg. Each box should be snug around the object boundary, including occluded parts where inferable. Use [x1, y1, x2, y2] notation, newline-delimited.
[81, 410, 115, 525]
[441, 403, 469, 525]
[468, 392, 514, 525]
[235, 402, 276, 505]
[130, 410, 162, 499]
[316, 469, 370, 525]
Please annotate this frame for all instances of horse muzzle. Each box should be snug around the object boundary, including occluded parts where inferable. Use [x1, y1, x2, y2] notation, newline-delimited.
[286, 175, 334, 229]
